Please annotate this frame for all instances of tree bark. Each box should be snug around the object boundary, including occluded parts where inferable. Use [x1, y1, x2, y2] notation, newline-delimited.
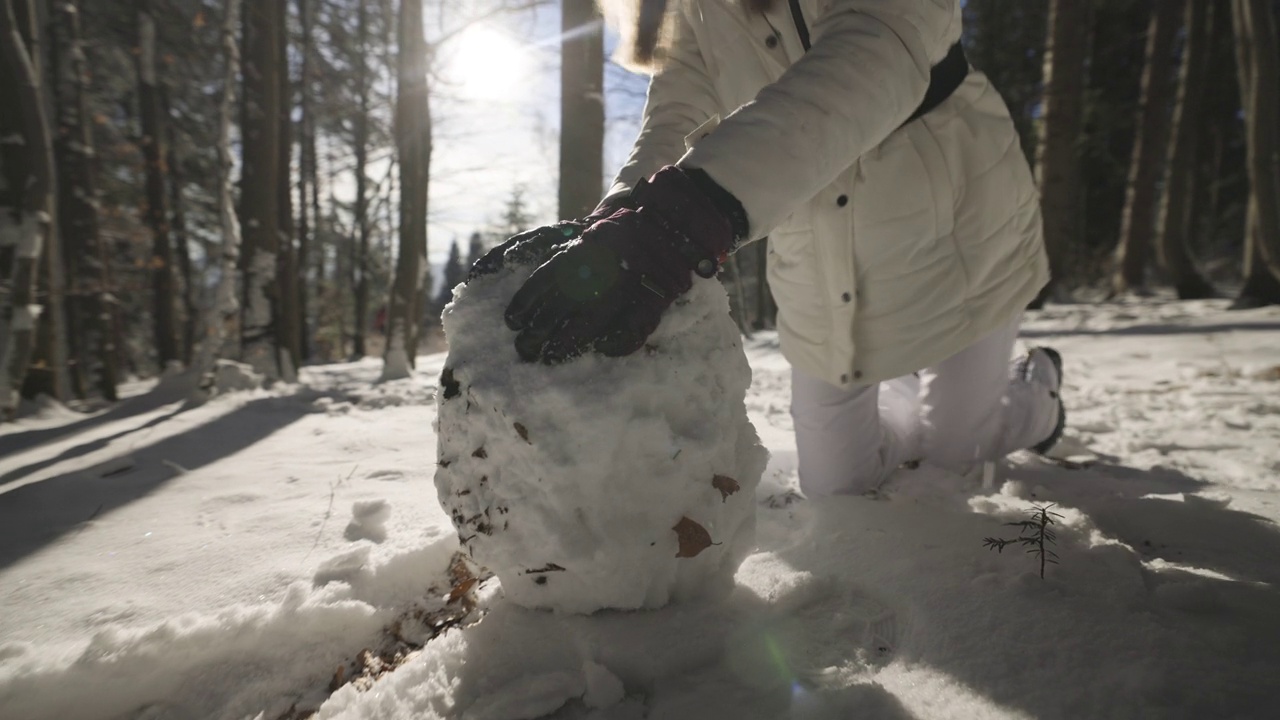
[1112, 0, 1182, 295]
[351, 0, 370, 359]
[1033, 0, 1090, 301]
[297, 0, 313, 361]
[191, 0, 243, 393]
[239, 0, 283, 378]
[51, 0, 116, 401]
[161, 87, 196, 364]
[275, 0, 299, 378]
[1155, 0, 1217, 300]
[1233, 0, 1280, 282]
[0, 0, 56, 416]
[382, 0, 431, 381]
[136, 0, 181, 368]
[558, 0, 604, 220]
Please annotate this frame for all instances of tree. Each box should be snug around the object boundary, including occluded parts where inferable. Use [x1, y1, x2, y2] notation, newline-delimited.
[351, 0, 373, 359]
[1112, 0, 1182, 295]
[558, 0, 604, 220]
[276, 0, 301, 372]
[50, 0, 118, 401]
[433, 239, 464, 313]
[240, 0, 287, 379]
[297, 0, 317, 360]
[191, 0, 242, 395]
[1231, 0, 1280, 308]
[1033, 0, 1090, 300]
[0, 0, 57, 416]
[465, 232, 485, 270]
[136, 0, 181, 367]
[382, 0, 431, 381]
[1154, 0, 1217, 300]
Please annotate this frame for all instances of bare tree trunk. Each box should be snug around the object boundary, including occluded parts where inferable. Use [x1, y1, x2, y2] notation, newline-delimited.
[558, 0, 604, 220]
[1033, 0, 1090, 302]
[136, 0, 180, 368]
[382, 0, 430, 381]
[296, 0, 313, 361]
[161, 87, 196, 364]
[0, 0, 56, 416]
[1233, 0, 1280, 282]
[275, 0, 299, 377]
[192, 0, 242, 394]
[51, 0, 116, 401]
[1155, 0, 1217, 299]
[351, 0, 370, 359]
[1112, 0, 1181, 295]
[240, 0, 283, 379]
[18, 0, 67, 403]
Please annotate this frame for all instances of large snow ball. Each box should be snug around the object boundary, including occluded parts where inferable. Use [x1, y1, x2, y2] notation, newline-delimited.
[436, 257, 768, 614]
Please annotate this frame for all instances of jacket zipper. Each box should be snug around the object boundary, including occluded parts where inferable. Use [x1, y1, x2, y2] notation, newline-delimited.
[787, 0, 811, 51]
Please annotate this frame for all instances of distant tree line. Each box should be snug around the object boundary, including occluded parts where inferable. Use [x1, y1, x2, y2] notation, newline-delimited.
[1, 0, 1278, 418]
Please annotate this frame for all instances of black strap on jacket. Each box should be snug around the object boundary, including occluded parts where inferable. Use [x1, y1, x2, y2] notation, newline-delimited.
[785, 0, 970, 126]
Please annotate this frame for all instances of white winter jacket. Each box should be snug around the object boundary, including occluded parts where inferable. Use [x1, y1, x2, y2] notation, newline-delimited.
[607, 0, 1049, 387]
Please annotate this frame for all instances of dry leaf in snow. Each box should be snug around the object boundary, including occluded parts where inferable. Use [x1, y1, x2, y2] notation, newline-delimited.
[712, 475, 740, 501]
[673, 516, 713, 558]
[514, 422, 530, 443]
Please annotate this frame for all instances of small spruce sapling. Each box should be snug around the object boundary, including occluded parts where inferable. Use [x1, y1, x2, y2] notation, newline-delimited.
[983, 504, 1064, 579]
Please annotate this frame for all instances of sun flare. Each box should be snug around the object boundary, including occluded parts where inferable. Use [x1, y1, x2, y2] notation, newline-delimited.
[448, 25, 528, 100]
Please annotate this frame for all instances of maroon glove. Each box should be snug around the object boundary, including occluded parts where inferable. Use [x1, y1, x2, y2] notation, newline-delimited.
[504, 166, 744, 363]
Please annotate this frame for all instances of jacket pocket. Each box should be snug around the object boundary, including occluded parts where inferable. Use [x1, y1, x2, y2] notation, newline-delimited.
[767, 229, 829, 347]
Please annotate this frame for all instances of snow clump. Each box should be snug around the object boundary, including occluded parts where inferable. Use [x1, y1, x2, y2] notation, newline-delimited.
[435, 258, 768, 614]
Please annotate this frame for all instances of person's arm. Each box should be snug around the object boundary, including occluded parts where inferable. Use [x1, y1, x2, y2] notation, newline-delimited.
[679, 0, 961, 240]
[605, 5, 721, 203]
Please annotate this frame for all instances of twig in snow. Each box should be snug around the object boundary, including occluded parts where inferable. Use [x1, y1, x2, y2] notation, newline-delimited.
[304, 465, 358, 563]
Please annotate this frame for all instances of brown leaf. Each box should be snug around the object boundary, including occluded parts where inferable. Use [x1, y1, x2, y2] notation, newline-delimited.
[514, 422, 530, 443]
[712, 475, 740, 501]
[673, 516, 713, 558]
[472, 446, 487, 459]
[329, 663, 346, 691]
[447, 577, 478, 604]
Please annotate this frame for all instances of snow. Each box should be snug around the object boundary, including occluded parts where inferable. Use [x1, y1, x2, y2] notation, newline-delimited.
[437, 267, 767, 613]
[0, 296, 1278, 719]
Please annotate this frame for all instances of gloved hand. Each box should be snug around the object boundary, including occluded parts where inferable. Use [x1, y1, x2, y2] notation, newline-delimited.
[504, 166, 743, 364]
[468, 199, 628, 282]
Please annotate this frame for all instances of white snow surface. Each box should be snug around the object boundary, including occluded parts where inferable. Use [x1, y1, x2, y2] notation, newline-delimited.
[437, 269, 768, 613]
[1, 296, 1279, 720]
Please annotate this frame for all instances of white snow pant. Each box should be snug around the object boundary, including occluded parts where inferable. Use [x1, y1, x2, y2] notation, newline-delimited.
[791, 316, 1060, 497]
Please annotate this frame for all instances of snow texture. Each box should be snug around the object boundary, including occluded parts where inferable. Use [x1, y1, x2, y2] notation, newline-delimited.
[2, 296, 1280, 720]
[436, 266, 769, 613]
[211, 358, 263, 393]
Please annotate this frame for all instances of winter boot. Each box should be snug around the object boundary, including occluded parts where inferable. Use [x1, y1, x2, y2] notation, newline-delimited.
[1019, 347, 1065, 455]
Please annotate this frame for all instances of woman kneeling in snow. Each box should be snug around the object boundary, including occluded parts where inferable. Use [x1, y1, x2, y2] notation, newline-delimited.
[477, 0, 1065, 495]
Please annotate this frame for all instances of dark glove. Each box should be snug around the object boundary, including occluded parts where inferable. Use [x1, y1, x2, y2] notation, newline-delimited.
[468, 198, 630, 281]
[504, 166, 744, 364]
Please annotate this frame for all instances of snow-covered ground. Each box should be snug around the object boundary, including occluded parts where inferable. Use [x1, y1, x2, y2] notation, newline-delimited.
[2, 297, 1279, 720]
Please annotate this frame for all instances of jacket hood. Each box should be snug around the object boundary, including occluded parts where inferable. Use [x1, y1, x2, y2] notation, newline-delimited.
[600, 0, 778, 72]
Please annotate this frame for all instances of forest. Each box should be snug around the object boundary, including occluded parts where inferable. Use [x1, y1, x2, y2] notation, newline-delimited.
[1, 0, 1278, 415]
[3, 3, 1280, 719]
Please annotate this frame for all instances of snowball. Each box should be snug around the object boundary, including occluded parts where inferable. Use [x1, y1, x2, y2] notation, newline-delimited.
[344, 500, 391, 543]
[435, 261, 768, 614]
